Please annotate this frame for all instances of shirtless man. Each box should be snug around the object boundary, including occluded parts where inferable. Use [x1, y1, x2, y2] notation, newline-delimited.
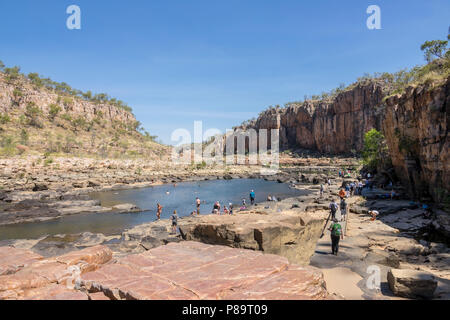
[156, 203, 163, 220]
[196, 197, 201, 215]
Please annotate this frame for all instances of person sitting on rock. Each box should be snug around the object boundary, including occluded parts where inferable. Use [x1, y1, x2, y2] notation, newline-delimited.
[422, 204, 432, 219]
[368, 210, 379, 221]
[223, 206, 229, 215]
[267, 194, 273, 201]
[213, 201, 221, 213]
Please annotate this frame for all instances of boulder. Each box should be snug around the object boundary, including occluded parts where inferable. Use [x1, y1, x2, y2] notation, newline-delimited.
[178, 212, 324, 265]
[112, 203, 142, 214]
[387, 269, 437, 299]
[32, 183, 49, 192]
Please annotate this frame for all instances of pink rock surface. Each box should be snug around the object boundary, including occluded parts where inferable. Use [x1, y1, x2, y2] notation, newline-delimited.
[81, 242, 328, 300]
[0, 247, 43, 276]
[0, 245, 112, 300]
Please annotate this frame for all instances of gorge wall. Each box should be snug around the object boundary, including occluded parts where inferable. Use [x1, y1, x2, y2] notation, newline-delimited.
[383, 78, 449, 202]
[240, 82, 385, 154]
[235, 77, 449, 202]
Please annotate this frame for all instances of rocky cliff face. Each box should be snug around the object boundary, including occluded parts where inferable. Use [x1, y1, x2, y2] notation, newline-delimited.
[0, 73, 168, 158]
[383, 78, 449, 202]
[242, 82, 385, 154]
[0, 73, 135, 123]
[236, 78, 449, 202]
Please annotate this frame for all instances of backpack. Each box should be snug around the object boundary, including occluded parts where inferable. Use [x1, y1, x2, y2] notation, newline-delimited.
[331, 223, 342, 236]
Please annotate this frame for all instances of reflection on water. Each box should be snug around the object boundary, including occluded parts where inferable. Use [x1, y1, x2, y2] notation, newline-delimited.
[0, 179, 309, 241]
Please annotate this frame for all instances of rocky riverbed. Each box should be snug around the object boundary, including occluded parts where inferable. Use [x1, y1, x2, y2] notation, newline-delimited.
[0, 155, 449, 300]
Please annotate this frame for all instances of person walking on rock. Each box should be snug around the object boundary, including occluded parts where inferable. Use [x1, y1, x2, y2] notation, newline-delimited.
[340, 198, 347, 222]
[329, 218, 343, 255]
[339, 188, 346, 200]
[171, 210, 178, 234]
[320, 184, 324, 198]
[329, 199, 339, 220]
[250, 190, 256, 205]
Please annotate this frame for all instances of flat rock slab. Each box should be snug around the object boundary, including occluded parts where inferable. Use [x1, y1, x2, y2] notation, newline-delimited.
[0, 247, 43, 275]
[0, 245, 112, 300]
[81, 241, 329, 300]
[178, 212, 324, 266]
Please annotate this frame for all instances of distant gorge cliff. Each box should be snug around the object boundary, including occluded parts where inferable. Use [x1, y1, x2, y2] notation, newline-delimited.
[0, 73, 136, 124]
[243, 82, 385, 154]
[237, 78, 449, 202]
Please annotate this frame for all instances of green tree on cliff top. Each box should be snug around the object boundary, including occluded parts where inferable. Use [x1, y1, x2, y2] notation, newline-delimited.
[421, 39, 449, 62]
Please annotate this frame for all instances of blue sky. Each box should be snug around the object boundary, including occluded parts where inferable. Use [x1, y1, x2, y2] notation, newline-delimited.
[1, 0, 449, 144]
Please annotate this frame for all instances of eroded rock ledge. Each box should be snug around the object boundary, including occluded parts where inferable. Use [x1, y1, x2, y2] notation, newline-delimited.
[178, 212, 324, 266]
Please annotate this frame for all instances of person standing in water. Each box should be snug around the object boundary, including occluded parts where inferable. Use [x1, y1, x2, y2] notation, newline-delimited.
[156, 203, 163, 220]
[329, 218, 344, 255]
[171, 210, 178, 234]
[196, 197, 201, 215]
[250, 190, 256, 205]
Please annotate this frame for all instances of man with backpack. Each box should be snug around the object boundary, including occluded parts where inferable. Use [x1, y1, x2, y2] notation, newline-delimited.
[329, 218, 344, 255]
[329, 199, 339, 220]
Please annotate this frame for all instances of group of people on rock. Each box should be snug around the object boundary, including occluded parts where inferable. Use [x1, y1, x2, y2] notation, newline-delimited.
[210, 200, 233, 215]
[155, 190, 263, 233]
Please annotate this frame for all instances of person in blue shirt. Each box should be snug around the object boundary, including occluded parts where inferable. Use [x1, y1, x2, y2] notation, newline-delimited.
[250, 190, 256, 205]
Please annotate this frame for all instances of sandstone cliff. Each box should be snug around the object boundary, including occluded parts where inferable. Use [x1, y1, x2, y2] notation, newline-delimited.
[234, 76, 449, 203]
[239, 81, 385, 154]
[383, 77, 449, 203]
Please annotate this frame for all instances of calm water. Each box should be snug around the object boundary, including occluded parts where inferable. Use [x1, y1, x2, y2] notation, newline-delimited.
[0, 179, 308, 241]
